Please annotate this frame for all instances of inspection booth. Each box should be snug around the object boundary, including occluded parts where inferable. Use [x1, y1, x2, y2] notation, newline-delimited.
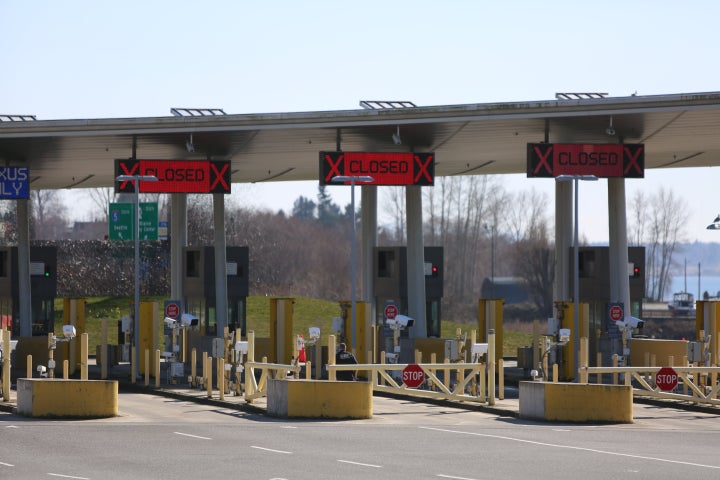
[374, 246, 443, 361]
[182, 246, 249, 360]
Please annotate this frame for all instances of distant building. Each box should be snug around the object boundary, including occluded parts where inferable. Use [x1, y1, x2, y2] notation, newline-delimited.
[70, 221, 107, 240]
[480, 277, 530, 303]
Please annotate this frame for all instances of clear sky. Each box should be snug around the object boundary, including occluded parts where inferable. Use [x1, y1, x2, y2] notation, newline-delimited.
[2, 1, 720, 243]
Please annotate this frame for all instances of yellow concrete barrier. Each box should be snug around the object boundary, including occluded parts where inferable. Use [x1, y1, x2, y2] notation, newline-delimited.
[268, 378, 372, 419]
[519, 381, 633, 423]
[17, 379, 118, 418]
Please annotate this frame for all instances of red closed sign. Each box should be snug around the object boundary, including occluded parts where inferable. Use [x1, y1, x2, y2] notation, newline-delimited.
[402, 364, 425, 388]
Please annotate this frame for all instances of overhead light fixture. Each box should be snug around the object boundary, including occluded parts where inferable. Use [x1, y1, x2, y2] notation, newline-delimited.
[606, 116, 616, 136]
[392, 126, 402, 145]
[186, 134, 195, 153]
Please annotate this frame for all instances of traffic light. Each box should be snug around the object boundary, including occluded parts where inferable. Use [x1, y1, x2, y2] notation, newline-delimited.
[628, 262, 640, 278]
[44, 265, 52, 277]
[425, 262, 439, 277]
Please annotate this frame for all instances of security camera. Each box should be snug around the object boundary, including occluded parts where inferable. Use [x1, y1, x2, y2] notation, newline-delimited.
[180, 313, 198, 327]
[37, 365, 47, 376]
[606, 126, 615, 136]
[234, 341, 248, 354]
[164, 317, 178, 328]
[616, 316, 644, 329]
[385, 352, 399, 363]
[471, 343, 488, 356]
[387, 314, 414, 329]
[62, 325, 76, 339]
[558, 328, 571, 344]
[626, 316, 644, 329]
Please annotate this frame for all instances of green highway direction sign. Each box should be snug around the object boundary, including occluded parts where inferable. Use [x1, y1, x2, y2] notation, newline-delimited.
[108, 202, 158, 241]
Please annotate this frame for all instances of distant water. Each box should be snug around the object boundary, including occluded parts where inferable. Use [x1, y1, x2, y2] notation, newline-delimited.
[670, 275, 720, 299]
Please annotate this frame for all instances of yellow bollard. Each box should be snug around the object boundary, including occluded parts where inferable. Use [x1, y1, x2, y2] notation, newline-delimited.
[1, 329, 10, 400]
[306, 361, 312, 380]
[81, 333, 89, 380]
[612, 354, 619, 385]
[191, 348, 197, 387]
[552, 363, 558, 383]
[431, 353, 438, 392]
[26, 354, 32, 379]
[444, 359, 451, 390]
[63, 359, 69, 379]
[145, 349, 150, 386]
[218, 358, 224, 401]
[596, 352, 603, 384]
[207, 356, 212, 399]
[101, 319, 108, 380]
[131, 346, 137, 384]
[488, 330, 495, 406]
[579, 337, 588, 384]
[498, 358, 504, 400]
[202, 351, 208, 389]
[155, 350, 161, 387]
[479, 363, 486, 403]
[328, 335, 336, 381]
[245, 331, 255, 399]
[48, 333, 55, 379]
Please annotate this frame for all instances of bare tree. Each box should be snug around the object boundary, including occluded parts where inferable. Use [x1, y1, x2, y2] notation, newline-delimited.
[30, 190, 69, 239]
[382, 186, 405, 244]
[631, 187, 686, 301]
[87, 188, 117, 222]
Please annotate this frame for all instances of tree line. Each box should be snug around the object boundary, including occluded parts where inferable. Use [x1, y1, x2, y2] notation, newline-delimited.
[0, 179, 689, 321]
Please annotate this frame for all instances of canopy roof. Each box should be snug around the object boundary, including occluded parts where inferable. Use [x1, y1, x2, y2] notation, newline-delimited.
[2, 91, 720, 190]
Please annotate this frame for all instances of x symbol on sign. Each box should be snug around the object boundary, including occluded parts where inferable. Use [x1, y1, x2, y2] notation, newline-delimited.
[210, 162, 230, 191]
[324, 153, 343, 183]
[414, 154, 433, 184]
[532, 145, 553, 175]
[623, 146, 644, 176]
[118, 161, 139, 191]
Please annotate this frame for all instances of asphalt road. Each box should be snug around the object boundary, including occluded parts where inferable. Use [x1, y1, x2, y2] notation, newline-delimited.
[1, 393, 719, 480]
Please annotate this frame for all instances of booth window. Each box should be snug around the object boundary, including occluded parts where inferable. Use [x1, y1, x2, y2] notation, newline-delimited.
[378, 250, 396, 278]
[186, 250, 200, 277]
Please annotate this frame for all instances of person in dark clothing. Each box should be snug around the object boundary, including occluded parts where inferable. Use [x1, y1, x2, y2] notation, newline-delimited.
[335, 342, 358, 381]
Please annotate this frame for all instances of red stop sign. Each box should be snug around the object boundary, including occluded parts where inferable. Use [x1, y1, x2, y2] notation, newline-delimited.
[609, 305, 623, 322]
[384, 304, 398, 320]
[165, 302, 180, 319]
[655, 367, 678, 391]
[402, 364, 425, 388]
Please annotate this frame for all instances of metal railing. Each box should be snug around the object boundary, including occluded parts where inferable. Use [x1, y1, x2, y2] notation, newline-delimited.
[584, 365, 720, 407]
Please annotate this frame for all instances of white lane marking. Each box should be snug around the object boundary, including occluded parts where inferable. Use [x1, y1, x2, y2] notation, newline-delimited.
[47, 474, 90, 479]
[173, 432, 212, 440]
[6, 425, 19, 428]
[337, 459, 382, 468]
[280, 426, 298, 429]
[0, 461, 14, 467]
[437, 475, 478, 480]
[251, 446, 292, 454]
[421, 427, 720, 470]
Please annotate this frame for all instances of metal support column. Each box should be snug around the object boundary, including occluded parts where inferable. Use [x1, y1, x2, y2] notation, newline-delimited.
[405, 185, 427, 338]
[361, 185, 377, 322]
[554, 181, 573, 302]
[16, 198, 31, 337]
[170, 193, 187, 303]
[608, 178, 631, 318]
[213, 193, 228, 336]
